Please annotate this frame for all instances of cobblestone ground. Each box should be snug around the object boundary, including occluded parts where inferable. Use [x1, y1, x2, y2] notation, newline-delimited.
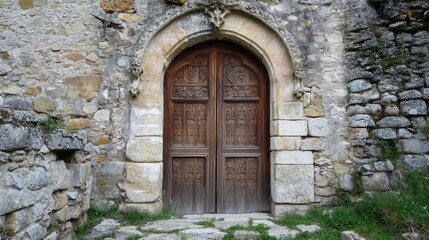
[84, 213, 321, 240]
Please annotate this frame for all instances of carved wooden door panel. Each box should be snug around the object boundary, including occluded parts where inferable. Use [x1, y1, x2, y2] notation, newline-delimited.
[164, 42, 269, 214]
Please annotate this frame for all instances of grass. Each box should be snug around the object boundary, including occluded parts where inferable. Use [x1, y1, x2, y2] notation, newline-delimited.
[195, 219, 216, 228]
[222, 219, 275, 240]
[275, 171, 429, 239]
[40, 115, 64, 133]
[422, 121, 429, 139]
[72, 204, 174, 240]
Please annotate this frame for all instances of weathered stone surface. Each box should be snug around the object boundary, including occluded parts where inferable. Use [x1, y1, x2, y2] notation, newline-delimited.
[0, 125, 30, 151]
[349, 114, 375, 127]
[362, 172, 389, 191]
[64, 75, 101, 100]
[93, 162, 124, 199]
[0, 151, 10, 162]
[270, 137, 301, 150]
[18, 0, 33, 9]
[24, 223, 46, 240]
[341, 231, 365, 240]
[4, 98, 33, 110]
[384, 105, 400, 116]
[122, 201, 163, 214]
[11, 150, 26, 162]
[66, 118, 92, 130]
[93, 109, 110, 122]
[65, 53, 85, 61]
[304, 105, 324, 117]
[339, 173, 354, 191]
[398, 129, 413, 139]
[400, 100, 427, 115]
[233, 230, 259, 240]
[398, 90, 422, 100]
[268, 226, 299, 239]
[45, 130, 86, 150]
[372, 128, 397, 139]
[347, 104, 381, 116]
[401, 232, 419, 240]
[308, 118, 329, 137]
[50, 161, 70, 191]
[100, 0, 135, 13]
[271, 203, 310, 217]
[349, 128, 369, 140]
[68, 162, 91, 187]
[124, 163, 162, 202]
[400, 155, 429, 171]
[33, 97, 56, 113]
[315, 186, 336, 197]
[141, 219, 202, 232]
[53, 191, 68, 210]
[179, 228, 226, 239]
[87, 219, 120, 239]
[27, 167, 52, 190]
[347, 79, 372, 93]
[272, 165, 314, 203]
[5, 208, 30, 233]
[126, 136, 162, 162]
[272, 120, 308, 136]
[376, 117, 411, 128]
[272, 151, 313, 164]
[143, 234, 181, 240]
[273, 102, 304, 120]
[296, 224, 321, 233]
[300, 138, 326, 151]
[400, 139, 429, 154]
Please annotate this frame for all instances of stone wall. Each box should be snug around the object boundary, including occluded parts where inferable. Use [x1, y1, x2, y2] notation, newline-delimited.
[344, 0, 429, 192]
[0, 109, 91, 239]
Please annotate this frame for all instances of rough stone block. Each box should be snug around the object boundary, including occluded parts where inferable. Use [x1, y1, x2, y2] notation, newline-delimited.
[273, 76, 295, 102]
[63, 75, 101, 100]
[5, 208, 30, 233]
[53, 191, 68, 210]
[18, 0, 33, 9]
[300, 138, 326, 151]
[271, 203, 310, 217]
[122, 201, 163, 214]
[93, 162, 125, 199]
[130, 106, 163, 136]
[273, 102, 303, 120]
[0, 124, 29, 151]
[272, 120, 308, 136]
[272, 151, 313, 165]
[308, 118, 329, 137]
[24, 224, 46, 240]
[66, 118, 92, 130]
[67, 162, 91, 188]
[347, 79, 372, 93]
[339, 173, 354, 192]
[4, 98, 33, 110]
[376, 116, 411, 128]
[45, 130, 86, 151]
[400, 100, 427, 115]
[372, 128, 397, 139]
[50, 161, 70, 191]
[349, 128, 369, 140]
[93, 109, 110, 122]
[361, 172, 389, 191]
[270, 137, 301, 151]
[272, 165, 314, 203]
[33, 97, 56, 113]
[126, 136, 162, 162]
[0, 189, 46, 215]
[100, 0, 135, 13]
[26, 167, 51, 191]
[400, 139, 429, 154]
[400, 155, 429, 171]
[124, 163, 162, 203]
[51, 205, 71, 223]
[349, 114, 375, 127]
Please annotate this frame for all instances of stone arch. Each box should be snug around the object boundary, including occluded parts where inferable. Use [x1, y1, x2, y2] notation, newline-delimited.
[123, 7, 314, 215]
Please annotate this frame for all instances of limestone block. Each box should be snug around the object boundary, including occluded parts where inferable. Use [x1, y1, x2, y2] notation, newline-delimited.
[5, 208, 30, 233]
[63, 75, 101, 100]
[349, 114, 375, 127]
[122, 201, 163, 214]
[362, 172, 389, 191]
[31, 201, 51, 222]
[376, 116, 411, 128]
[300, 138, 326, 151]
[0, 188, 46, 215]
[126, 136, 162, 162]
[100, 0, 135, 13]
[94, 109, 110, 122]
[400, 139, 429, 154]
[273, 76, 295, 102]
[24, 223, 46, 240]
[130, 105, 163, 136]
[66, 118, 92, 130]
[347, 79, 372, 93]
[124, 163, 162, 203]
[67, 21, 86, 34]
[69, 204, 82, 219]
[18, 0, 33, 9]
[93, 162, 125, 199]
[118, 13, 143, 23]
[50, 161, 70, 191]
[51, 205, 71, 223]
[273, 102, 303, 120]
[272, 151, 313, 165]
[271, 203, 310, 217]
[315, 186, 336, 197]
[270, 137, 301, 151]
[400, 155, 429, 171]
[45, 130, 86, 150]
[372, 128, 397, 139]
[304, 105, 324, 117]
[400, 100, 427, 115]
[0, 215, 4, 230]
[4, 98, 33, 110]
[67, 162, 91, 188]
[26, 167, 51, 191]
[349, 128, 368, 140]
[308, 118, 329, 137]
[26, 86, 42, 96]
[33, 97, 56, 113]
[272, 120, 308, 136]
[339, 173, 354, 192]
[0, 124, 29, 151]
[272, 165, 314, 203]
[53, 191, 68, 210]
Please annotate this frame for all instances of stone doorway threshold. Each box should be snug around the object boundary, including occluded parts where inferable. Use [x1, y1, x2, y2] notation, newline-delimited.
[85, 213, 321, 239]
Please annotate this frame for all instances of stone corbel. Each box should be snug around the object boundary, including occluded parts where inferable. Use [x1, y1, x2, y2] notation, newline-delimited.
[293, 71, 304, 98]
[199, 0, 235, 31]
[130, 58, 142, 97]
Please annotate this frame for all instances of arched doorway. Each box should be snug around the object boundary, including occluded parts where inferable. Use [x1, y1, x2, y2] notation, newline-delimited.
[163, 41, 270, 214]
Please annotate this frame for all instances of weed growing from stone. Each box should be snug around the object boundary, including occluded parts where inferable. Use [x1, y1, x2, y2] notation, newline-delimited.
[222, 222, 274, 240]
[40, 115, 64, 133]
[195, 219, 216, 228]
[124, 235, 143, 240]
[422, 121, 429, 139]
[275, 171, 429, 239]
[374, 137, 401, 162]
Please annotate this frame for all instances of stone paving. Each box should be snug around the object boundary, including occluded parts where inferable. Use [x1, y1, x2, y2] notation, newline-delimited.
[84, 213, 321, 240]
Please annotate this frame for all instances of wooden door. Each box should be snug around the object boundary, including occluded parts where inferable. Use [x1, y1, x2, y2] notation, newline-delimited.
[163, 41, 270, 214]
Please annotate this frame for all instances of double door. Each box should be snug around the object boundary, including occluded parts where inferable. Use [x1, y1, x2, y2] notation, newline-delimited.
[163, 41, 269, 214]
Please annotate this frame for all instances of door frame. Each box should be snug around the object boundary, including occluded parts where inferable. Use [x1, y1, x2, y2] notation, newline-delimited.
[162, 41, 270, 214]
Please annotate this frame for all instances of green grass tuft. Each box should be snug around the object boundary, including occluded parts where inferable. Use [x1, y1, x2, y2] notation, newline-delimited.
[40, 115, 64, 133]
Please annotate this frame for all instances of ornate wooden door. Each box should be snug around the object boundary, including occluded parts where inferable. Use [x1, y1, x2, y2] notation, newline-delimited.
[163, 41, 269, 214]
